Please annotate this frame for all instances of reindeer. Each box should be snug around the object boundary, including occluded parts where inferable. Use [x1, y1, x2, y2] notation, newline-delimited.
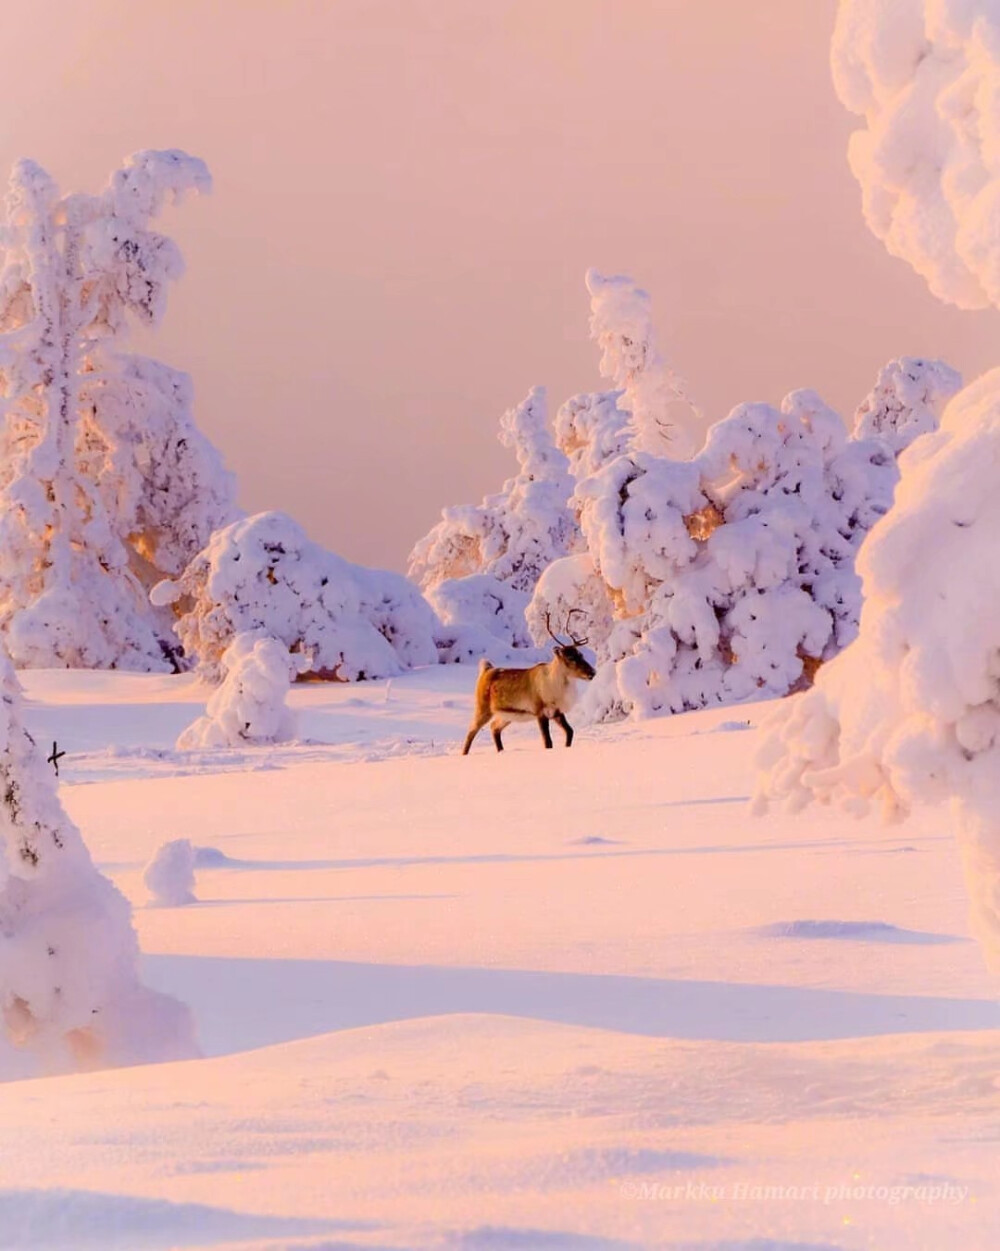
[461, 612, 596, 755]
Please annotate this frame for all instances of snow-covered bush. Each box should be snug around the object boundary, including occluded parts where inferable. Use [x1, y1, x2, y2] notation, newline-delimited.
[177, 632, 303, 749]
[408, 387, 581, 647]
[427, 575, 533, 650]
[853, 357, 962, 453]
[143, 839, 197, 905]
[155, 511, 440, 681]
[566, 370, 954, 722]
[0, 650, 196, 1075]
[585, 270, 702, 459]
[0, 152, 235, 670]
[755, 368, 1000, 968]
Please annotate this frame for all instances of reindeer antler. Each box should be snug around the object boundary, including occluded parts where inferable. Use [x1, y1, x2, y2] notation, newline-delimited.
[544, 612, 564, 645]
[564, 608, 589, 647]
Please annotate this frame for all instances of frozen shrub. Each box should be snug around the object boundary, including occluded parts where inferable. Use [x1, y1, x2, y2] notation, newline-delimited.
[177, 632, 303, 749]
[155, 511, 440, 681]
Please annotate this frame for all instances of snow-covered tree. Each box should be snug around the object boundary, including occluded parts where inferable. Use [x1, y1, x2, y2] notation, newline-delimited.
[755, 370, 1000, 968]
[552, 388, 631, 481]
[553, 366, 954, 722]
[408, 386, 581, 648]
[154, 511, 441, 681]
[0, 649, 196, 1075]
[756, 0, 1000, 972]
[0, 152, 235, 671]
[177, 632, 303, 749]
[585, 270, 702, 459]
[853, 357, 962, 454]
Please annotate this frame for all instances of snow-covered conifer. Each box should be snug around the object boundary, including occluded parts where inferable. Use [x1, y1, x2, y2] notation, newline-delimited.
[155, 511, 440, 681]
[552, 389, 632, 481]
[408, 387, 581, 647]
[755, 369, 1000, 968]
[0, 650, 196, 1075]
[853, 357, 962, 454]
[755, 0, 1000, 971]
[176, 632, 302, 749]
[571, 373, 947, 721]
[0, 152, 234, 670]
[585, 270, 702, 459]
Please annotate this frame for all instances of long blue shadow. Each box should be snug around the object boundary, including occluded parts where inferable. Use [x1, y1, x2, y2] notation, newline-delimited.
[141, 954, 1000, 1058]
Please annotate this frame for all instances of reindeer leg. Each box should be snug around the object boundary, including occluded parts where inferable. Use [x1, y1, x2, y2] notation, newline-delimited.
[553, 710, 574, 747]
[537, 715, 553, 749]
[462, 713, 490, 755]
[491, 717, 508, 752]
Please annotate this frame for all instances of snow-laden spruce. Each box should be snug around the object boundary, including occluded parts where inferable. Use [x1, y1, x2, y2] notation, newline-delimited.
[755, 369, 1000, 970]
[535, 360, 958, 722]
[155, 511, 440, 681]
[585, 270, 702, 459]
[0, 652, 196, 1076]
[408, 387, 581, 649]
[832, 0, 1000, 309]
[143, 839, 197, 906]
[0, 153, 236, 671]
[177, 632, 304, 749]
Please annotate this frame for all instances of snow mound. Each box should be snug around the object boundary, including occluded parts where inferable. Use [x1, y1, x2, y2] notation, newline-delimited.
[143, 839, 197, 906]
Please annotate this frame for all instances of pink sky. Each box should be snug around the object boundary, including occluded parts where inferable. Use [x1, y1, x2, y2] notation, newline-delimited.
[3, 0, 997, 569]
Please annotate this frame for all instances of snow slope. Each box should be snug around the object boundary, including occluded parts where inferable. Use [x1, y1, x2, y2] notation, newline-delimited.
[0, 667, 996, 1249]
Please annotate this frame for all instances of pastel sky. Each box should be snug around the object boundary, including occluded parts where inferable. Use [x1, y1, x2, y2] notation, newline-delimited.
[3, 0, 997, 570]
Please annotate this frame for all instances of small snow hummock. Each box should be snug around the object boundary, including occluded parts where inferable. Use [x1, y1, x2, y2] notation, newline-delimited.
[143, 839, 197, 906]
[0, 648, 197, 1076]
[154, 511, 440, 682]
[176, 632, 304, 749]
[755, 369, 1000, 971]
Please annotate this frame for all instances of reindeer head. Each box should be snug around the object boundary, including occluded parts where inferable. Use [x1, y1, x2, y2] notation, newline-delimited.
[546, 611, 596, 681]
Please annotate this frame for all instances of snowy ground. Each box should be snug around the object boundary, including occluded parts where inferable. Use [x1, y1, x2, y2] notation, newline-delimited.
[1, 667, 997, 1250]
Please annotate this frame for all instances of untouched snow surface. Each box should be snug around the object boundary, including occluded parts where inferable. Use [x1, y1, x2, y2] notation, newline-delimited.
[0, 666, 997, 1249]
